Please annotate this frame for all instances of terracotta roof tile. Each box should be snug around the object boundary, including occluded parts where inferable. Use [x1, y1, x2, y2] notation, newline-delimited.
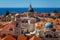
[0, 21, 15, 34]
[55, 25, 60, 31]
[29, 36, 42, 40]
[21, 12, 38, 17]
[20, 12, 27, 17]
[11, 12, 18, 15]
[18, 34, 27, 40]
[0, 22, 9, 26]
[0, 38, 1, 40]
[1, 35, 16, 40]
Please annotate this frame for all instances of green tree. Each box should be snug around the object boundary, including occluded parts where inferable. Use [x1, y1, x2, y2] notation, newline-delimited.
[53, 10, 59, 13]
[4, 10, 9, 17]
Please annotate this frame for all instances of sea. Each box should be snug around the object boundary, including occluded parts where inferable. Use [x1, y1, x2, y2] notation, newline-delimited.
[0, 8, 60, 15]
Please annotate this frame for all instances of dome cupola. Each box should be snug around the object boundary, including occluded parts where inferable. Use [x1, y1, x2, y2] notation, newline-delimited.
[45, 22, 53, 28]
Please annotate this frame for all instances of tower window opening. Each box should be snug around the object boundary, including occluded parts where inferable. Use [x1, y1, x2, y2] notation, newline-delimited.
[45, 34, 53, 38]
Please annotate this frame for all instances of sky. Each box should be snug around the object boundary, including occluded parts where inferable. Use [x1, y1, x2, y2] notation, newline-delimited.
[0, 0, 60, 8]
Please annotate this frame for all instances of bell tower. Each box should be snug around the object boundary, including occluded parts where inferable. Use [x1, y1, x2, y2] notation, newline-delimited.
[14, 14, 21, 35]
[28, 4, 34, 12]
[27, 4, 34, 17]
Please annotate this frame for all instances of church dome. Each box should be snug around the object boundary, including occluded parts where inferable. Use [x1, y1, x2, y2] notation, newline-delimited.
[45, 22, 53, 28]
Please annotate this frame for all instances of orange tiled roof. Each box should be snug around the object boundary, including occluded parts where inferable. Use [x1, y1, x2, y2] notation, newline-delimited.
[35, 17, 60, 31]
[0, 21, 14, 28]
[0, 38, 1, 40]
[0, 22, 9, 26]
[11, 12, 18, 15]
[55, 25, 60, 31]
[35, 21, 46, 28]
[0, 21, 15, 34]
[55, 18, 60, 22]
[29, 36, 42, 40]
[0, 22, 11, 32]
[18, 34, 27, 40]
[20, 12, 28, 17]
[20, 12, 38, 17]
[1, 35, 16, 40]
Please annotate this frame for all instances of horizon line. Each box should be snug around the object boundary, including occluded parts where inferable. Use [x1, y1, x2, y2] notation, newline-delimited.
[0, 7, 60, 8]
